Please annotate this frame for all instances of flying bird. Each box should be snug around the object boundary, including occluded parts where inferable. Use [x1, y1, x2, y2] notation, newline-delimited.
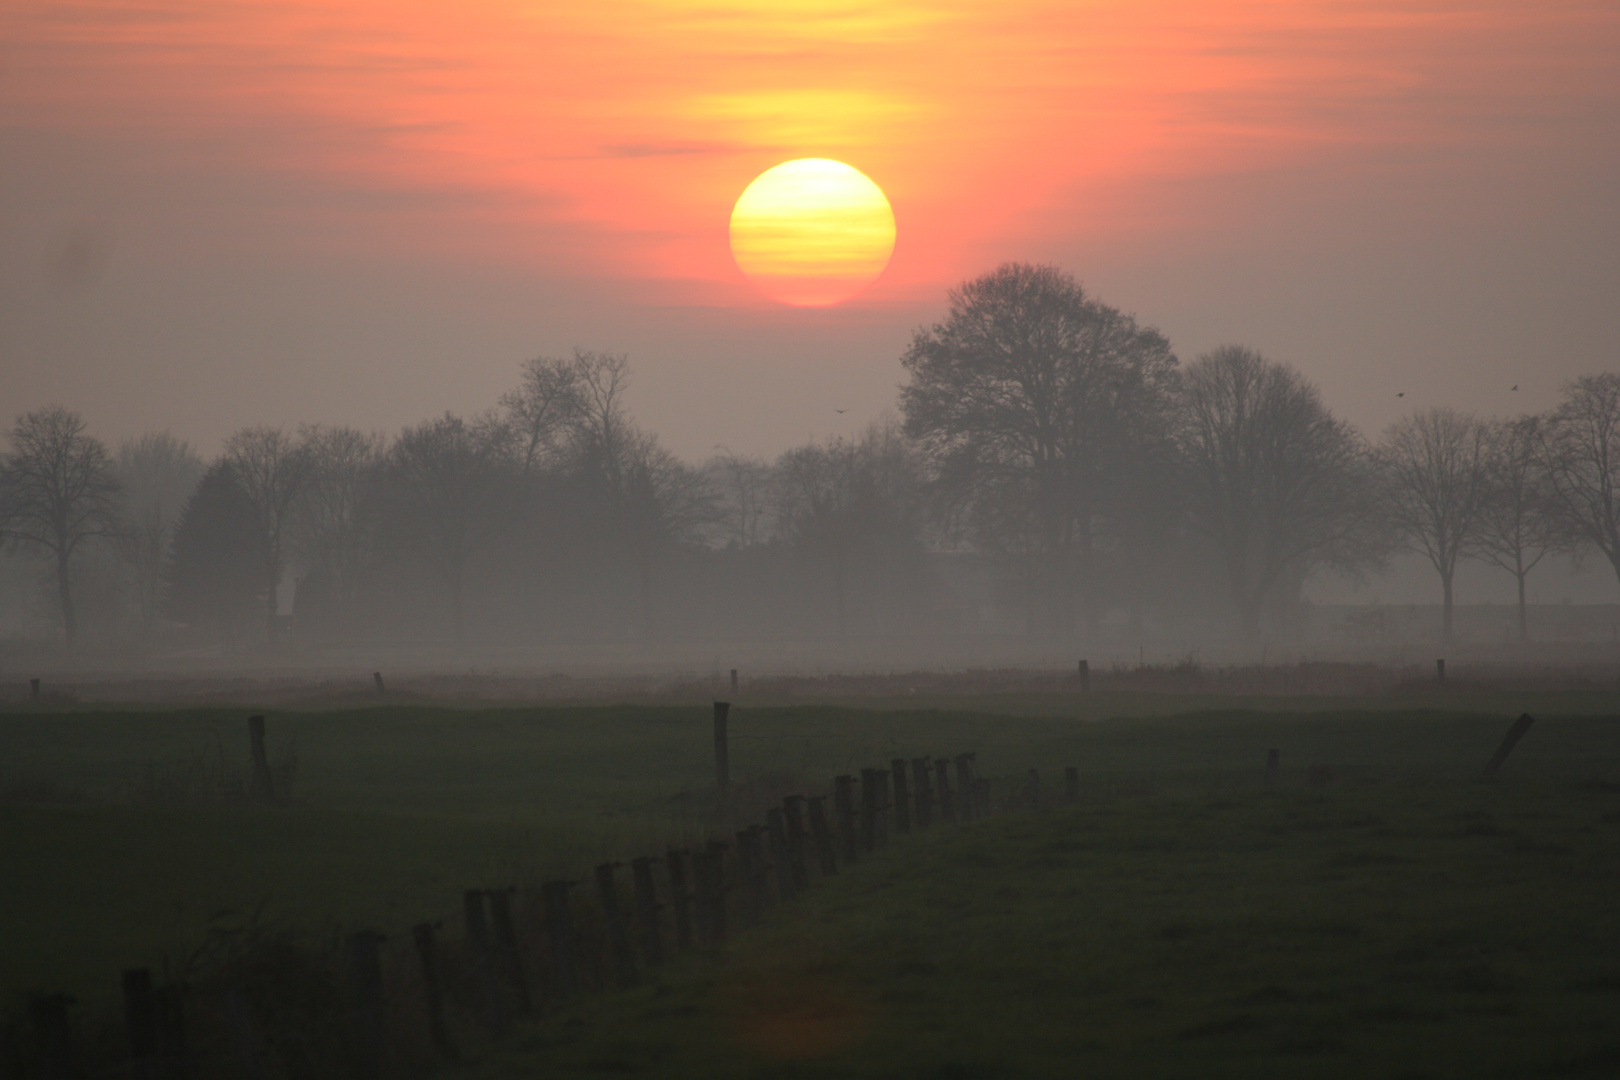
[834, 408, 848, 414]
[1511, 385, 1519, 391]
[1397, 392, 1405, 398]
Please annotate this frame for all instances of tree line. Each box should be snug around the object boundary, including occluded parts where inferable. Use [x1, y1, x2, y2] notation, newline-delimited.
[3, 263, 1617, 650]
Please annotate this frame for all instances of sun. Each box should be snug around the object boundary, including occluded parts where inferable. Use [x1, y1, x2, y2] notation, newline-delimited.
[729, 159, 896, 307]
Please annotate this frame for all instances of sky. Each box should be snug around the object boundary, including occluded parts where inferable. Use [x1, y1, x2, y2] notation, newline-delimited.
[2, 0, 1617, 462]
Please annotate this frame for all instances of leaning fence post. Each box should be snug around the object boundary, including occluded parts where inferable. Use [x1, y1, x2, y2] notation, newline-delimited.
[1078, 659, 1090, 694]
[835, 776, 858, 863]
[713, 701, 731, 793]
[912, 758, 934, 829]
[1265, 748, 1280, 788]
[247, 716, 274, 802]
[859, 769, 878, 852]
[782, 796, 811, 889]
[891, 759, 912, 834]
[486, 889, 532, 1015]
[631, 856, 664, 968]
[1484, 713, 1536, 777]
[542, 881, 578, 998]
[703, 841, 730, 942]
[372, 671, 385, 696]
[666, 849, 693, 950]
[807, 795, 838, 876]
[596, 863, 638, 989]
[955, 755, 976, 823]
[346, 932, 385, 1080]
[411, 923, 457, 1060]
[766, 809, 795, 902]
[463, 891, 504, 1034]
[32, 994, 74, 1080]
[123, 969, 159, 1080]
[935, 759, 956, 823]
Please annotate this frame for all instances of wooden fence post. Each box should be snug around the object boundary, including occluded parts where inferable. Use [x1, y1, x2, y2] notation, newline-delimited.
[346, 931, 385, 1080]
[486, 889, 532, 1015]
[782, 796, 810, 889]
[807, 795, 838, 875]
[859, 769, 878, 852]
[31, 994, 74, 1080]
[912, 758, 934, 829]
[712, 702, 731, 792]
[702, 841, 730, 943]
[372, 672, 385, 696]
[541, 881, 578, 999]
[935, 759, 955, 823]
[891, 759, 912, 834]
[631, 856, 664, 968]
[874, 767, 891, 846]
[665, 849, 693, 950]
[1064, 766, 1079, 804]
[247, 716, 274, 803]
[766, 809, 795, 902]
[463, 891, 504, 1033]
[411, 923, 457, 1060]
[730, 668, 739, 693]
[595, 863, 638, 989]
[955, 755, 975, 823]
[1078, 659, 1090, 694]
[835, 776, 858, 863]
[1484, 713, 1536, 777]
[1265, 748, 1280, 787]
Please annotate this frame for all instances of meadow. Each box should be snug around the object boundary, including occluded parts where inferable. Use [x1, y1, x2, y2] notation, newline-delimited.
[3, 683, 1618, 1077]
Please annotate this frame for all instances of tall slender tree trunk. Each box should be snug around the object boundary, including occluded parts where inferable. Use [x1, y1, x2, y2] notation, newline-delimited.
[1441, 570, 1455, 642]
[56, 549, 77, 645]
[1515, 567, 1528, 641]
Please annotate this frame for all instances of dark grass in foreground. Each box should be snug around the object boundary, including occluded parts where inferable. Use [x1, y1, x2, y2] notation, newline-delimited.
[4, 700, 1620, 1006]
[479, 778, 1620, 1079]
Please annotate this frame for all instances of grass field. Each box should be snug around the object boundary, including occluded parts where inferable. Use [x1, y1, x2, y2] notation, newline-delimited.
[3, 689, 1618, 1076]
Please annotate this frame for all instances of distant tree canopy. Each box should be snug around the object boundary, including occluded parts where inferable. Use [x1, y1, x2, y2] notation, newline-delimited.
[7, 264, 1617, 652]
[900, 262, 1177, 635]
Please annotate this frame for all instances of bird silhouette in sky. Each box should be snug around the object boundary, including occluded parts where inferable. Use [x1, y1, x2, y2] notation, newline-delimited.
[1397, 392, 1405, 398]
[834, 408, 848, 414]
[1511, 385, 1519, 391]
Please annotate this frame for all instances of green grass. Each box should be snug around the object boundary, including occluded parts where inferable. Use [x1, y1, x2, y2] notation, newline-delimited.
[477, 779, 1620, 1079]
[2, 692, 1618, 1067]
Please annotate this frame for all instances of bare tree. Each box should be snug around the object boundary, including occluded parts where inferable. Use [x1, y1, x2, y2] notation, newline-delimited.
[900, 263, 1177, 635]
[380, 413, 514, 647]
[499, 352, 585, 474]
[291, 425, 385, 611]
[775, 420, 927, 639]
[223, 427, 312, 643]
[703, 451, 775, 550]
[1541, 373, 1620, 585]
[114, 432, 204, 631]
[1475, 417, 1562, 640]
[617, 429, 716, 639]
[1178, 347, 1381, 638]
[1378, 407, 1490, 641]
[0, 406, 121, 643]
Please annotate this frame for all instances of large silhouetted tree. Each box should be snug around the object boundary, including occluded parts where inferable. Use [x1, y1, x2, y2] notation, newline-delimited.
[1476, 417, 1562, 639]
[223, 427, 311, 643]
[1379, 407, 1490, 642]
[1177, 347, 1380, 638]
[900, 263, 1177, 635]
[1541, 373, 1620, 586]
[114, 432, 203, 631]
[0, 406, 121, 643]
[166, 461, 264, 642]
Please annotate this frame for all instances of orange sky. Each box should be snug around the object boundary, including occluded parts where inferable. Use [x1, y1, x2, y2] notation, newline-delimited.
[2, 0, 1617, 454]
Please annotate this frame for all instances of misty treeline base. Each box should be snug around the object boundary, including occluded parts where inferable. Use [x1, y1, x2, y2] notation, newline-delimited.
[4, 264, 1618, 651]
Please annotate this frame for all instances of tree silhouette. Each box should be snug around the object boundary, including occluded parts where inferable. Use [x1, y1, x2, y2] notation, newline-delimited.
[0, 406, 121, 644]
